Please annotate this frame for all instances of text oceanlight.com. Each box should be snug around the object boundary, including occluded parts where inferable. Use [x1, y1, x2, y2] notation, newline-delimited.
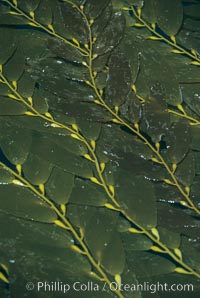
[26, 281, 194, 294]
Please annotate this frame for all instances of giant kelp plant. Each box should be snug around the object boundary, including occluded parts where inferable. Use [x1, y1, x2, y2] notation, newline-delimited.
[0, 0, 200, 297]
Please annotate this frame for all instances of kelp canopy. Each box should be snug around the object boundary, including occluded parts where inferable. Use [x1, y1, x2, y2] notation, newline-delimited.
[0, 0, 200, 297]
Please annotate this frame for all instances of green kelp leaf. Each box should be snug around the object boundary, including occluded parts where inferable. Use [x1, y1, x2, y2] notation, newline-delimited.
[0, 184, 56, 222]
[30, 135, 93, 178]
[93, 52, 111, 72]
[127, 0, 143, 6]
[60, 1, 88, 43]
[34, 0, 52, 25]
[124, 13, 138, 28]
[95, 72, 108, 91]
[47, 38, 83, 64]
[3, 49, 25, 81]
[191, 126, 200, 151]
[105, 51, 132, 107]
[69, 178, 107, 206]
[0, 214, 74, 252]
[0, 167, 14, 183]
[142, 0, 157, 23]
[112, 0, 143, 9]
[184, 2, 200, 18]
[103, 161, 117, 185]
[181, 236, 200, 271]
[23, 153, 52, 185]
[0, 83, 11, 96]
[98, 124, 153, 162]
[121, 232, 152, 251]
[0, 28, 16, 64]
[28, 90, 52, 118]
[194, 152, 200, 175]
[165, 120, 191, 164]
[34, 67, 93, 99]
[15, 0, 40, 13]
[0, 0, 10, 14]
[63, 61, 90, 82]
[175, 58, 200, 83]
[101, 232, 125, 276]
[115, 171, 157, 229]
[155, 0, 183, 36]
[112, 0, 143, 8]
[175, 151, 195, 187]
[92, 1, 113, 38]
[48, 0, 68, 39]
[46, 168, 74, 204]
[67, 204, 96, 228]
[119, 152, 166, 181]
[126, 251, 176, 277]
[51, 101, 111, 122]
[17, 71, 35, 98]
[176, 29, 200, 64]
[32, 57, 89, 83]
[77, 119, 101, 140]
[155, 182, 182, 203]
[32, 87, 49, 114]
[117, 217, 131, 232]
[16, 29, 50, 60]
[0, 213, 95, 298]
[49, 133, 87, 156]
[191, 176, 200, 206]
[180, 83, 200, 116]
[141, 95, 170, 142]
[135, 47, 181, 106]
[85, 0, 110, 19]
[94, 10, 125, 55]
[27, 52, 88, 83]
[183, 18, 200, 36]
[0, 128, 32, 165]
[0, 114, 67, 137]
[68, 207, 126, 280]
[120, 92, 141, 124]
[0, 11, 29, 26]
[149, 81, 168, 101]
[83, 209, 125, 275]
[0, 96, 26, 115]
[67, 0, 84, 5]
[158, 227, 181, 249]
[29, 88, 50, 115]
[118, 29, 140, 83]
[157, 202, 200, 238]
[67, 205, 124, 274]
[111, 0, 124, 8]
[83, 209, 117, 256]
[125, 26, 181, 104]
